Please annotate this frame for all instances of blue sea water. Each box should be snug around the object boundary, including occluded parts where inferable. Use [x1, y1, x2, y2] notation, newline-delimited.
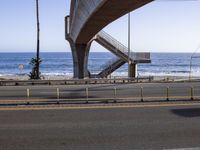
[0, 52, 199, 77]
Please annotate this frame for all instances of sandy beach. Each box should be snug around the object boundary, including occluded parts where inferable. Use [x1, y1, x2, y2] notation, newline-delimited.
[0, 74, 73, 80]
[0, 74, 198, 82]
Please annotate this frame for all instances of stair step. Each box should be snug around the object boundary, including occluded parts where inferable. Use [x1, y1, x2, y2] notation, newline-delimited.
[93, 30, 151, 78]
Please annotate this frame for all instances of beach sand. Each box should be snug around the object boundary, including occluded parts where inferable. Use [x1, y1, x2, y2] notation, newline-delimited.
[0, 74, 73, 80]
[0, 74, 197, 82]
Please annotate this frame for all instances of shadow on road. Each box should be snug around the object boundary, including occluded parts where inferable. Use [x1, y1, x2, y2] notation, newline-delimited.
[171, 108, 200, 117]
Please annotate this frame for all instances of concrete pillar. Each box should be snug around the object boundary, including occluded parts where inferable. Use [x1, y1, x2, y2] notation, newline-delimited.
[65, 16, 91, 79]
[128, 63, 137, 78]
[68, 38, 91, 79]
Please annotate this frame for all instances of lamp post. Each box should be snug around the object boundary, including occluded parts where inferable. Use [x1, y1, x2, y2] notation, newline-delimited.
[36, 0, 40, 79]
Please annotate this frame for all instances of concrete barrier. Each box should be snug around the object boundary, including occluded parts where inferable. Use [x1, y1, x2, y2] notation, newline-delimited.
[0, 77, 154, 86]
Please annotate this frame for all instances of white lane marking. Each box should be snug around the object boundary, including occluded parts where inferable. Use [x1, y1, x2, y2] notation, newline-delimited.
[164, 147, 200, 150]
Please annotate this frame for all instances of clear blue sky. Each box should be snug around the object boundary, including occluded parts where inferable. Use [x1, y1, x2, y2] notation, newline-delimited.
[0, 0, 200, 53]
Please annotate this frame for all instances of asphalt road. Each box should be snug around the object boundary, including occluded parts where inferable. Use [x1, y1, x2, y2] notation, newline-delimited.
[0, 82, 200, 103]
[0, 103, 200, 150]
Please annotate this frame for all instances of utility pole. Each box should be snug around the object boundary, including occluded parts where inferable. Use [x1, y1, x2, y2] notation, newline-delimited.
[36, 0, 40, 79]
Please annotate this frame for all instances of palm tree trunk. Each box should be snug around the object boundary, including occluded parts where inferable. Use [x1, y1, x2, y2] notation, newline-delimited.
[36, 0, 40, 79]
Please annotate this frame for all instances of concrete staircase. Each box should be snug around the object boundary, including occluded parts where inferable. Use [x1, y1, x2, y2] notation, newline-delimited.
[93, 31, 151, 78]
[97, 58, 125, 78]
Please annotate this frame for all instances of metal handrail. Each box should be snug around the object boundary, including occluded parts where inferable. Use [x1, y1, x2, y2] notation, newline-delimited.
[99, 52, 150, 74]
[98, 31, 129, 54]
[95, 31, 151, 76]
[100, 57, 120, 70]
[131, 52, 151, 61]
[97, 31, 150, 61]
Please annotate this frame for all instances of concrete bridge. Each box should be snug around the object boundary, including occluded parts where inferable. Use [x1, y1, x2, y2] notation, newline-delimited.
[66, 0, 153, 79]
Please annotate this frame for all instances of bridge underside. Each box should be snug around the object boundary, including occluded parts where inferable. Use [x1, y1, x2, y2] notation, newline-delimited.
[67, 0, 153, 79]
[70, 0, 153, 44]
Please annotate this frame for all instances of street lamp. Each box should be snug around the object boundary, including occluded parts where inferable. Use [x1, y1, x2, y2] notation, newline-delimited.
[36, 0, 40, 79]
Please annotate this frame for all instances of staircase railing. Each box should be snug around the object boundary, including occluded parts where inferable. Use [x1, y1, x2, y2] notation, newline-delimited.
[93, 31, 151, 78]
[130, 52, 151, 61]
[98, 57, 125, 77]
[100, 57, 119, 70]
[97, 31, 150, 61]
[97, 31, 129, 54]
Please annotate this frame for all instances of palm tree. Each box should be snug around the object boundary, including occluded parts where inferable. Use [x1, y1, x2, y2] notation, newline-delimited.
[29, 0, 41, 79]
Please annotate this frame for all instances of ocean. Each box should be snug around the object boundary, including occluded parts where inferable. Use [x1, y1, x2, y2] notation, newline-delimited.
[0, 52, 199, 77]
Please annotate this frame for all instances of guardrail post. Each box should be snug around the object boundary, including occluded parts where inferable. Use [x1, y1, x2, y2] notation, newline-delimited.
[27, 88, 30, 98]
[57, 88, 60, 104]
[166, 86, 169, 101]
[190, 86, 194, 100]
[149, 76, 152, 82]
[140, 87, 144, 102]
[114, 87, 117, 103]
[27, 88, 30, 105]
[86, 87, 89, 103]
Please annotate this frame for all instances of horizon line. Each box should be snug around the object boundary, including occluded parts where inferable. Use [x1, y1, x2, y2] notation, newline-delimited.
[0, 51, 198, 54]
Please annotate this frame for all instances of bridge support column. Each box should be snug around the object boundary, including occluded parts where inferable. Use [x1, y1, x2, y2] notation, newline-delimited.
[68, 39, 91, 79]
[129, 63, 137, 78]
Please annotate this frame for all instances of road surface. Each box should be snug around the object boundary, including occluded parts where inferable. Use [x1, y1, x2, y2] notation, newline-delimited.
[0, 102, 200, 150]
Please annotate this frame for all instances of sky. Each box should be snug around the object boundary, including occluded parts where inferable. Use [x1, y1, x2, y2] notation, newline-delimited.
[0, 0, 200, 53]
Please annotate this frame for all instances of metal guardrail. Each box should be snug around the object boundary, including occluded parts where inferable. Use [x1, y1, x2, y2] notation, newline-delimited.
[0, 84, 199, 105]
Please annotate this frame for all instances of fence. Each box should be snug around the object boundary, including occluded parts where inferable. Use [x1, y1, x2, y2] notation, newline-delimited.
[0, 84, 199, 105]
